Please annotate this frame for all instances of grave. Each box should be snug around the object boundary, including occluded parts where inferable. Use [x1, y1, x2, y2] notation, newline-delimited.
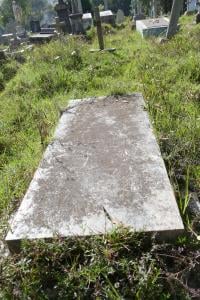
[100, 10, 115, 26]
[54, 0, 71, 33]
[69, 13, 84, 34]
[136, 17, 169, 38]
[82, 13, 93, 30]
[29, 33, 56, 44]
[69, 0, 84, 34]
[6, 94, 184, 252]
[116, 9, 125, 25]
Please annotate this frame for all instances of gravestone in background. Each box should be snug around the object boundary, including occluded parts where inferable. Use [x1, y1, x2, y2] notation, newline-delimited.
[116, 9, 125, 25]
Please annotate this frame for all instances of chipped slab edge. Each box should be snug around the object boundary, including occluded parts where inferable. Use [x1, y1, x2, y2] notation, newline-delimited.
[5, 94, 184, 253]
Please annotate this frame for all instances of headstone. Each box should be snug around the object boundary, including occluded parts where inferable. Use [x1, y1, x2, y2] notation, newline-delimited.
[136, 17, 169, 38]
[12, 1, 22, 24]
[54, 0, 71, 33]
[8, 4, 26, 40]
[82, 13, 93, 30]
[6, 94, 184, 252]
[69, 13, 84, 34]
[69, 0, 84, 34]
[166, 0, 184, 39]
[116, 9, 125, 25]
[100, 10, 115, 26]
[16, 25, 26, 37]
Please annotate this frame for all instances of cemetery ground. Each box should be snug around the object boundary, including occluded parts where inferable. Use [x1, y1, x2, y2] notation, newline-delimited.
[0, 16, 200, 298]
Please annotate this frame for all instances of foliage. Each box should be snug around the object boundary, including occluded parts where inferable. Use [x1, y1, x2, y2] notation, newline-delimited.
[1, 229, 200, 298]
[0, 58, 19, 91]
[0, 0, 49, 26]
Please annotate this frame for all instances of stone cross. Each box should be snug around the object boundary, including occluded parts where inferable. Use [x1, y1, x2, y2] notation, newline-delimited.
[166, 0, 184, 39]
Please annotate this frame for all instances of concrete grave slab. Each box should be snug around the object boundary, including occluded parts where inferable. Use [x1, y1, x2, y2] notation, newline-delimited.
[136, 17, 169, 38]
[6, 94, 184, 251]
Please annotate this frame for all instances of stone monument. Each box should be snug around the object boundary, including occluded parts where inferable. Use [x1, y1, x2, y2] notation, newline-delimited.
[12, 1, 22, 24]
[116, 9, 125, 25]
[82, 13, 93, 30]
[69, 0, 84, 34]
[12, 1, 25, 37]
[54, 0, 71, 33]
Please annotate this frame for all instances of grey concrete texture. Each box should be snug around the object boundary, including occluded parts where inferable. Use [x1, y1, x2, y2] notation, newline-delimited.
[136, 18, 169, 38]
[6, 95, 184, 248]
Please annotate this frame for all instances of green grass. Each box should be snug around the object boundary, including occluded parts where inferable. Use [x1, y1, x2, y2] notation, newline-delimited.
[0, 19, 200, 298]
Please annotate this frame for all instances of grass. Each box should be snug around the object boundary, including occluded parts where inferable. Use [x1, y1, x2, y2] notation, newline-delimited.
[0, 18, 200, 298]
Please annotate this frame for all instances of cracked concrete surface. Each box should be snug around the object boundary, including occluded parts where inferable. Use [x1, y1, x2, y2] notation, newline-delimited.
[6, 94, 184, 251]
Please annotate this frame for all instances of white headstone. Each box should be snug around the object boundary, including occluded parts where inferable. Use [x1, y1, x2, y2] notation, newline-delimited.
[116, 9, 125, 24]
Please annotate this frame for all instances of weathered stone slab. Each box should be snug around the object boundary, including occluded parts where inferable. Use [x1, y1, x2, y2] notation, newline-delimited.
[6, 95, 184, 250]
[136, 17, 169, 38]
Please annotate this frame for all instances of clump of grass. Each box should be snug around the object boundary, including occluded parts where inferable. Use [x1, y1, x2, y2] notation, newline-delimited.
[0, 57, 20, 91]
[1, 228, 199, 299]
